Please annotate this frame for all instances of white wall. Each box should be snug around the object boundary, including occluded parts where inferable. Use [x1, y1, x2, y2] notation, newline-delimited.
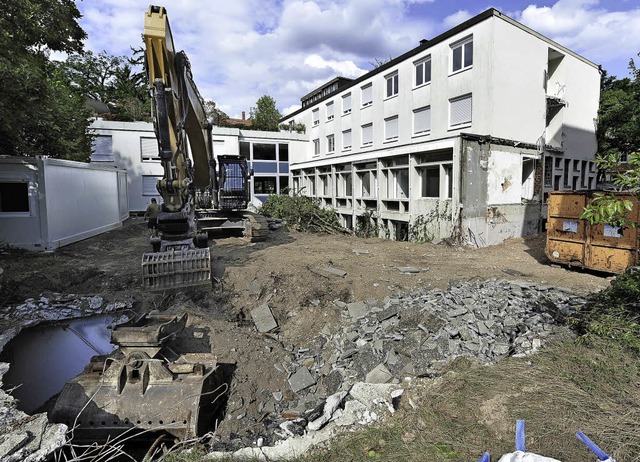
[90, 119, 162, 212]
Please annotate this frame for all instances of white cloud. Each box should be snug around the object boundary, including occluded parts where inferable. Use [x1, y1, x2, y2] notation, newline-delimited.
[443, 10, 472, 29]
[304, 54, 367, 78]
[76, 0, 439, 117]
[517, 0, 640, 77]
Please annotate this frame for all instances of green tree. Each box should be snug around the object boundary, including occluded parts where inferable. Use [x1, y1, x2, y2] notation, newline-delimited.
[0, 0, 91, 159]
[581, 56, 640, 227]
[63, 49, 151, 122]
[204, 99, 229, 126]
[250, 95, 282, 131]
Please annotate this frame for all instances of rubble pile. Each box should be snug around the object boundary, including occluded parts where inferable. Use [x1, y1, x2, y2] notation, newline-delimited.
[213, 278, 586, 454]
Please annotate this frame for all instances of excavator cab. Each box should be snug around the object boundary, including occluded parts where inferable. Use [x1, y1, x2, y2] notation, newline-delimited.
[218, 155, 250, 210]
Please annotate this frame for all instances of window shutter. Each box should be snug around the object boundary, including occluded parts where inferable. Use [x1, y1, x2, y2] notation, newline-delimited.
[362, 85, 372, 105]
[312, 109, 319, 125]
[91, 135, 113, 162]
[326, 102, 334, 119]
[140, 137, 159, 160]
[343, 130, 352, 148]
[343, 94, 351, 113]
[450, 95, 472, 126]
[142, 176, 160, 196]
[385, 116, 398, 139]
[414, 107, 431, 133]
[362, 124, 373, 144]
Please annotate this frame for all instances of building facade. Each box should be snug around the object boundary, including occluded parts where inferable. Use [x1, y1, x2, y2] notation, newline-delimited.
[281, 9, 600, 245]
[89, 119, 306, 212]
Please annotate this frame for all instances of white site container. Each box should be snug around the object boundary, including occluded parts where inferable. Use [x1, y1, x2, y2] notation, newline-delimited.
[0, 156, 128, 251]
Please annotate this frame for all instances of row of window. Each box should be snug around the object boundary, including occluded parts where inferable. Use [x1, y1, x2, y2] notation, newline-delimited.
[310, 36, 473, 127]
[312, 94, 472, 156]
[293, 161, 453, 201]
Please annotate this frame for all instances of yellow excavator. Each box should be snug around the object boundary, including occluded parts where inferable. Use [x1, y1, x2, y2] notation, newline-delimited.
[141, 5, 267, 290]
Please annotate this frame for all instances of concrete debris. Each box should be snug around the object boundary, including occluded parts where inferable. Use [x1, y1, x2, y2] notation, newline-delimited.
[397, 266, 423, 274]
[307, 391, 348, 431]
[1, 279, 587, 461]
[365, 364, 393, 383]
[207, 278, 586, 457]
[346, 301, 368, 320]
[322, 267, 347, 277]
[352, 249, 370, 255]
[288, 367, 316, 393]
[251, 304, 279, 333]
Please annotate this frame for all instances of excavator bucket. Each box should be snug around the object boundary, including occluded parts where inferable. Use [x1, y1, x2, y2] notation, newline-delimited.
[141, 248, 211, 290]
[50, 313, 225, 443]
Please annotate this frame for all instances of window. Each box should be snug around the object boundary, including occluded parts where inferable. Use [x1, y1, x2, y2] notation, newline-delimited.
[361, 84, 373, 107]
[0, 182, 29, 212]
[254, 177, 277, 195]
[326, 101, 334, 120]
[91, 135, 113, 162]
[417, 153, 453, 199]
[240, 141, 250, 158]
[342, 130, 352, 150]
[451, 36, 473, 73]
[342, 93, 352, 114]
[386, 72, 398, 98]
[522, 157, 537, 200]
[313, 138, 320, 155]
[362, 123, 373, 146]
[413, 106, 431, 134]
[312, 109, 319, 126]
[253, 143, 277, 160]
[449, 94, 472, 128]
[415, 57, 431, 86]
[385, 116, 398, 141]
[140, 137, 160, 162]
[213, 139, 225, 156]
[327, 134, 335, 153]
[279, 144, 289, 161]
[421, 166, 452, 199]
[544, 155, 553, 187]
[142, 176, 161, 196]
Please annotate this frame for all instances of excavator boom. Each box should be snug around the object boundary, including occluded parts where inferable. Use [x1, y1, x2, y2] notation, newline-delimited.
[142, 5, 212, 289]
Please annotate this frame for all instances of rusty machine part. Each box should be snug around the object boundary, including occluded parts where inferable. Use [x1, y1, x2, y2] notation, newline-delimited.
[546, 191, 639, 273]
[50, 313, 224, 442]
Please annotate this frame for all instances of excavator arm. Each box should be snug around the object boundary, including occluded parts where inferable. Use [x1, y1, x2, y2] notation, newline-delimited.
[141, 5, 213, 289]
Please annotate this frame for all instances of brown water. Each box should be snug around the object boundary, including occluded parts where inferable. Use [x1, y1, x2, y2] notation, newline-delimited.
[1, 315, 116, 414]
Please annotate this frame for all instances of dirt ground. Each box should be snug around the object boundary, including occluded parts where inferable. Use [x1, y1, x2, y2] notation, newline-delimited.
[0, 217, 613, 446]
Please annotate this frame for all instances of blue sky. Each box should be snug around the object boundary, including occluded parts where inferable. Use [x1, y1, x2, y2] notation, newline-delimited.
[75, 0, 640, 118]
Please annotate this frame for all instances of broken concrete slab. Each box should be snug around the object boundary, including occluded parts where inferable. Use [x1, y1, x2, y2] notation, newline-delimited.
[322, 267, 347, 277]
[346, 301, 368, 320]
[288, 367, 316, 393]
[365, 364, 393, 383]
[307, 391, 348, 431]
[251, 304, 278, 333]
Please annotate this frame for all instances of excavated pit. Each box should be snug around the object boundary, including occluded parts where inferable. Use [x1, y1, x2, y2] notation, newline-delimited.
[0, 315, 116, 414]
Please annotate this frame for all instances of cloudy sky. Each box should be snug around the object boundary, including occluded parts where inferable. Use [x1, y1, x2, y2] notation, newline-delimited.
[76, 0, 640, 118]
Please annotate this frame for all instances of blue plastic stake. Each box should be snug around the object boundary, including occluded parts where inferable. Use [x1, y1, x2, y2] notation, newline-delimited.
[516, 419, 526, 452]
[576, 431, 610, 461]
[476, 452, 490, 462]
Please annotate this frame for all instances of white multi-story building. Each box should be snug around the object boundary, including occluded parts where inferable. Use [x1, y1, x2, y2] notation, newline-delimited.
[281, 8, 601, 245]
[89, 119, 306, 212]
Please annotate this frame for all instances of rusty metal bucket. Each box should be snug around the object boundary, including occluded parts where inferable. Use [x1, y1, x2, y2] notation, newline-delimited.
[50, 313, 224, 442]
